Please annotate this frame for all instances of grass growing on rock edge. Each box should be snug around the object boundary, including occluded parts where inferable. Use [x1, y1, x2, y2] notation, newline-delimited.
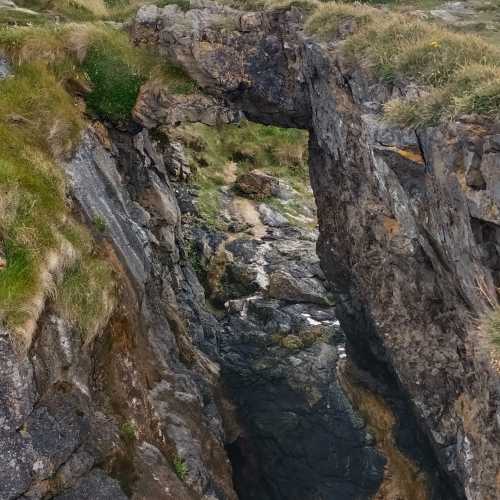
[480, 305, 500, 353]
[304, 2, 500, 126]
[0, 14, 197, 345]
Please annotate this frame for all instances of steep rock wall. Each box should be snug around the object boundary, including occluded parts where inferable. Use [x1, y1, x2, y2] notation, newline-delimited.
[0, 124, 238, 500]
[132, 3, 500, 499]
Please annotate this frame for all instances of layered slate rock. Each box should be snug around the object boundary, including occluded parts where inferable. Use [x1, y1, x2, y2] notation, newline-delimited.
[133, 3, 500, 499]
[0, 123, 238, 499]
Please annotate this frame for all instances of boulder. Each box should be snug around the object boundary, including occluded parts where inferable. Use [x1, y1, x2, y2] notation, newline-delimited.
[268, 270, 330, 305]
[235, 169, 280, 199]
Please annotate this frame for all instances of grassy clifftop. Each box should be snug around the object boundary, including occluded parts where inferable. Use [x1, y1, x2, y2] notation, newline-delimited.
[0, 8, 194, 346]
[307, 2, 500, 126]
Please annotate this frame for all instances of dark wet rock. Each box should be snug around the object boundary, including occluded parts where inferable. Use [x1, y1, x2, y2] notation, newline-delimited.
[182, 143, 386, 498]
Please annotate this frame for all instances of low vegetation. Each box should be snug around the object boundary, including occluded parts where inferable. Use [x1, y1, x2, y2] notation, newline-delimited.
[169, 120, 311, 227]
[304, 2, 500, 126]
[0, 2, 199, 344]
[480, 305, 500, 353]
[173, 455, 189, 481]
[120, 420, 137, 443]
[304, 2, 376, 40]
[55, 250, 116, 343]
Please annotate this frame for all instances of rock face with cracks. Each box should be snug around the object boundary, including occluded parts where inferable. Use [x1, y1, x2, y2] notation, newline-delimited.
[131, 3, 500, 499]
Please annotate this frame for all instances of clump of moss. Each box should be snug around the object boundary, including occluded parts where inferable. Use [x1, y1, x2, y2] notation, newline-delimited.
[120, 420, 137, 444]
[173, 455, 188, 481]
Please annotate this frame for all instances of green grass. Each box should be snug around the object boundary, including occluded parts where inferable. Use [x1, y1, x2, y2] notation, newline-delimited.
[156, 0, 191, 10]
[170, 120, 311, 227]
[0, 19, 198, 340]
[83, 36, 143, 121]
[305, 2, 500, 126]
[0, 59, 84, 330]
[81, 28, 196, 121]
[55, 254, 115, 341]
[481, 305, 500, 353]
[92, 215, 107, 233]
[173, 455, 188, 481]
[0, 25, 115, 340]
[120, 420, 137, 443]
[304, 2, 376, 41]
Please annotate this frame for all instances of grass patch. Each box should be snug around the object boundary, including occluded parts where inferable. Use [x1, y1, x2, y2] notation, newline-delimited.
[156, 0, 191, 11]
[82, 34, 144, 121]
[54, 250, 116, 342]
[481, 305, 500, 353]
[120, 420, 137, 443]
[81, 27, 196, 121]
[169, 120, 311, 227]
[0, 60, 83, 330]
[0, 22, 196, 124]
[0, 24, 125, 342]
[305, 2, 500, 126]
[305, 2, 376, 41]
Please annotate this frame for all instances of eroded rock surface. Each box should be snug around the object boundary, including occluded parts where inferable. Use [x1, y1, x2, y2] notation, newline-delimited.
[0, 124, 237, 499]
[133, 3, 500, 499]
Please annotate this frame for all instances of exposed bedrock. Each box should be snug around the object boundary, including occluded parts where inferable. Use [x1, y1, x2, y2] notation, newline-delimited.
[132, 3, 500, 499]
[0, 124, 238, 500]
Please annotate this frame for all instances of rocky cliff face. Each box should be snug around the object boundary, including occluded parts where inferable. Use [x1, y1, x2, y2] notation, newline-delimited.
[131, 3, 500, 499]
[0, 122, 238, 500]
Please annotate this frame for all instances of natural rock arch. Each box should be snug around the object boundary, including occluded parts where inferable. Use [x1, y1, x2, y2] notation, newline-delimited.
[132, 3, 500, 499]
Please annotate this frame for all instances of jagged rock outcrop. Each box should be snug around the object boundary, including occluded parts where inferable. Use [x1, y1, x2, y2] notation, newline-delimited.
[0, 123, 238, 499]
[132, 3, 500, 499]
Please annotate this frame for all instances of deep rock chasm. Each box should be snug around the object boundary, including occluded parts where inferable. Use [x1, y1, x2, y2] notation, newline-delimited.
[0, 1, 499, 500]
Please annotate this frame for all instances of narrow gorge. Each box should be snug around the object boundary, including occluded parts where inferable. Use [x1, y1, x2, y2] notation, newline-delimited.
[0, 1, 499, 499]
